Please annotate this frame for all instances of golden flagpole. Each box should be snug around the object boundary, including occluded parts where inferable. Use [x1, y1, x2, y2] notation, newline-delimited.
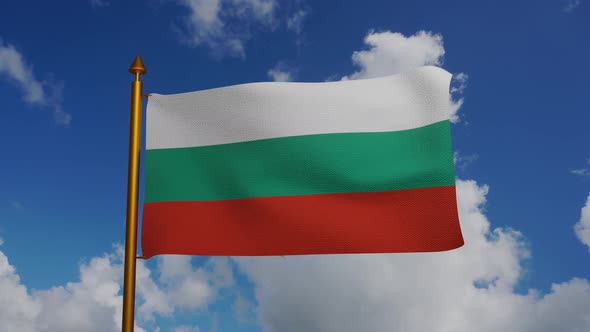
[122, 55, 146, 332]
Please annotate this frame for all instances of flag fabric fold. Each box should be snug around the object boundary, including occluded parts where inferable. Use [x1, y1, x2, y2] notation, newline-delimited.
[141, 66, 464, 258]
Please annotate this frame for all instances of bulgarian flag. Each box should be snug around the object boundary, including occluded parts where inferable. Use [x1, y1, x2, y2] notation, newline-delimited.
[141, 66, 464, 258]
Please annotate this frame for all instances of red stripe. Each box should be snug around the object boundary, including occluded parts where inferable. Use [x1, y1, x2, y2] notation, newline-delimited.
[141, 186, 463, 258]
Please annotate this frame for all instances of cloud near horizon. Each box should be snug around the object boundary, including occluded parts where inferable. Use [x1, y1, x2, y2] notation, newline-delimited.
[267, 61, 293, 82]
[0, 243, 234, 331]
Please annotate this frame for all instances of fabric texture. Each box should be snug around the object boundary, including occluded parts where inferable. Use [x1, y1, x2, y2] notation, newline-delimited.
[141, 66, 464, 258]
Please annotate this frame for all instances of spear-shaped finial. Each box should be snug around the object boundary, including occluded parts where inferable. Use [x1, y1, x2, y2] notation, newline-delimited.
[128, 55, 146, 75]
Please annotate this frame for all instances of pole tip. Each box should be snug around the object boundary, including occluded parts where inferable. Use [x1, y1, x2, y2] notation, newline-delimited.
[129, 55, 146, 75]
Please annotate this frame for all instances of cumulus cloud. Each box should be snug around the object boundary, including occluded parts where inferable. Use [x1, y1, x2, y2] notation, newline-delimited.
[175, 0, 277, 58]
[157, 256, 213, 309]
[574, 194, 590, 251]
[0, 249, 41, 332]
[138, 255, 234, 325]
[0, 39, 71, 126]
[267, 62, 293, 82]
[267, 69, 291, 82]
[0, 245, 233, 331]
[0, 246, 141, 332]
[342, 31, 445, 80]
[341, 31, 466, 122]
[234, 179, 590, 332]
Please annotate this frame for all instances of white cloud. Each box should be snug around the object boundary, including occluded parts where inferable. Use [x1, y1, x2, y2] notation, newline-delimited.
[341, 31, 466, 123]
[572, 169, 590, 176]
[175, 0, 277, 57]
[267, 68, 292, 82]
[154, 255, 234, 312]
[0, 41, 45, 104]
[234, 179, 590, 332]
[156, 255, 214, 309]
[233, 294, 256, 324]
[0, 247, 142, 332]
[454, 151, 478, 171]
[564, 0, 581, 12]
[574, 194, 590, 251]
[571, 158, 590, 177]
[343, 31, 445, 80]
[0, 39, 71, 126]
[210, 256, 234, 288]
[135, 257, 173, 321]
[0, 249, 40, 332]
[0, 245, 233, 331]
[267, 61, 295, 82]
[448, 72, 469, 123]
[286, 10, 307, 35]
[230, 0, 275, 21]
[451, 72, 468, 94]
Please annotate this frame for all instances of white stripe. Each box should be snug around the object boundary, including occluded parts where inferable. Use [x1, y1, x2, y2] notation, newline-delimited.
[146, 66, 452, 149]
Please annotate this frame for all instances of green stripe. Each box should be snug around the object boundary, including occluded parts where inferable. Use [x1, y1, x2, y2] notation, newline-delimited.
[145, 120, 455, 202]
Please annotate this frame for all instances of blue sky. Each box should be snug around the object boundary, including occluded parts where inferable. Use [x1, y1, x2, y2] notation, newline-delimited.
[1, 0, 589, 331]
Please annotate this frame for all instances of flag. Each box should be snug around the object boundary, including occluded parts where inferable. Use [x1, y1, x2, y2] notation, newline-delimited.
[141, 66, 464, 258]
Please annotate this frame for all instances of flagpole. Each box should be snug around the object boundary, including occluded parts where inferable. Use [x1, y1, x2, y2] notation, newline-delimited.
[122, 55, 146, 332]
